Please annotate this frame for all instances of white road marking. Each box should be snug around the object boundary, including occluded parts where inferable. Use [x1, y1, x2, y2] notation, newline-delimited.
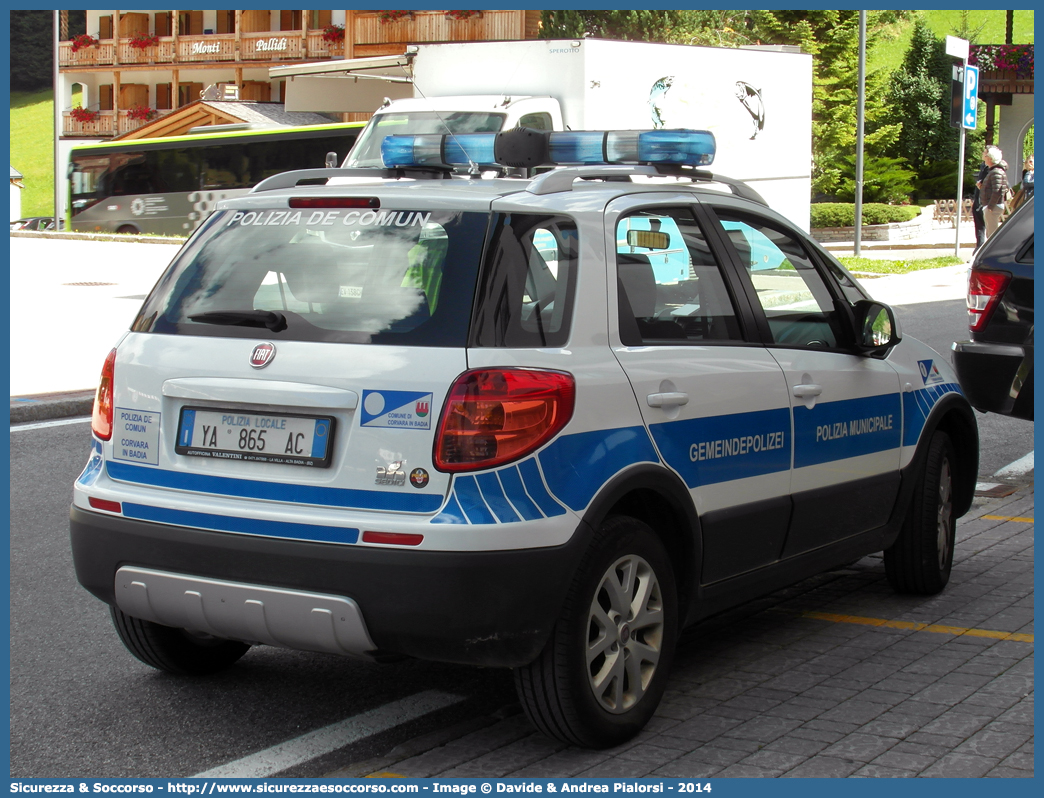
[191, 690, 464, 778]
[994, 451, 1034, 478]
[10, 416, 92, 433]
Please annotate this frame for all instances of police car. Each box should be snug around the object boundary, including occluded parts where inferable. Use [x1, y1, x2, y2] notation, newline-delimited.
[71, 128, 979, 749]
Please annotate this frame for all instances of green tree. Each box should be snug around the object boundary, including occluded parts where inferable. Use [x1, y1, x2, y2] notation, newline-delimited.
[539, 10, 689, 42]
[539, 10, 762, 48]
[10, 10, 86, 91]
[10, 11, 54, 91]
[755, 10, 905, 198]
[885, 21, 955, 176]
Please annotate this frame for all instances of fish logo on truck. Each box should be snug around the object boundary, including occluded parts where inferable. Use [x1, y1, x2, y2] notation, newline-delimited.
[649, 76, 766, 140]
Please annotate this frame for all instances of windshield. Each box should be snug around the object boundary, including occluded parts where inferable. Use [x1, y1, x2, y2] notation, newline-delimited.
[133, 207, 490, 346]
[345, 111, 507, 168]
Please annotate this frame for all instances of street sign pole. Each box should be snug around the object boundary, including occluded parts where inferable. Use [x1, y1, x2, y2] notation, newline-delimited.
[956, 118, 966, 258]
[955, 64, 979, 258]
[946, 36, 973, 259]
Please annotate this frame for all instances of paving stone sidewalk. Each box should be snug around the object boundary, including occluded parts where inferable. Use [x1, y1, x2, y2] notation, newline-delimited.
[329, 486, 1033, 779]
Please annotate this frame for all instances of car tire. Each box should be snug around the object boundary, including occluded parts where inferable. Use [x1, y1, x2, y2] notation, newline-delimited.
[884, 430, 956, 595]
[116, 225, 139, 235]
[513, 515, 678, 748]
[110, 606, 251, 676]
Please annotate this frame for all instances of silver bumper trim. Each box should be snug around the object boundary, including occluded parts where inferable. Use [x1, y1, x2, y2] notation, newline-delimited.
[114, 566, 377, 659]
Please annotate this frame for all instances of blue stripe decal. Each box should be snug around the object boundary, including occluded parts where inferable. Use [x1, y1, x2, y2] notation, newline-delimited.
[476, 472, 521, 524]
[122, 503, 359, 544]
[518, 458, 567, 518]
[452, 475, 497, 525]
[651, 409, 790, 488]
[539, 426, 659, 511]
[430, 493, 467, 525]
[496, 465, 544, 521]
[794, 393, 902, 468]
[106, 461, 444, 513]
[77, 440, 104, 487]
[903, 383, 962, 446]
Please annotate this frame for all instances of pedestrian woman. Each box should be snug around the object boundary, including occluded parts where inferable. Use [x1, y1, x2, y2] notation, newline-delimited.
[979, 146, 1009, 239]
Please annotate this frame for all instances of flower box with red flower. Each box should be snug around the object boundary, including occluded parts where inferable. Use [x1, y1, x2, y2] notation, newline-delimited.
[71, 34, 99, 53]
[129, 33, 160, 51]
[128, 106, 157, 123]
[446, 10, 482, 21]
[70, 107, 100, 123]
[321, 24, 345, 44]
[377, 10, 413, 24]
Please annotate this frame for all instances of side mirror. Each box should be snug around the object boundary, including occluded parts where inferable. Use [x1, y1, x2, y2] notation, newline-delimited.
[853, 299, 901, 355]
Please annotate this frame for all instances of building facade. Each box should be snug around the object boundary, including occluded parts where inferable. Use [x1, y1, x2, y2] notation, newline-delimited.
[57, 9, 541, 140]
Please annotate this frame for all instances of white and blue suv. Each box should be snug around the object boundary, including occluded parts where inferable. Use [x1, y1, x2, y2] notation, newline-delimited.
[71, 129, 979, 748]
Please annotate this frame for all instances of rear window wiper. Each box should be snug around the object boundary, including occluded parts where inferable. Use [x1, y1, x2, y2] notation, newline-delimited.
[188, 310, 288, 332]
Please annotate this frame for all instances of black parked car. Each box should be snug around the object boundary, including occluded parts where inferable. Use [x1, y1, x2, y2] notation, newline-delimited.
[953, 197, 1034, 420]
[10, 216, 63, 231]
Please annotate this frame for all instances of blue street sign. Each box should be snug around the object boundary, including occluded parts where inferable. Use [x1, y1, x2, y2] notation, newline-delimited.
[963, 65, 979, 130]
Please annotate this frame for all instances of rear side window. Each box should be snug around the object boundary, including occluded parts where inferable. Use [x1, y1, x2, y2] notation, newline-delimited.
[615, 207, 743, 345]
[133, 207, 489, 346]
[470, 214, 579, 348]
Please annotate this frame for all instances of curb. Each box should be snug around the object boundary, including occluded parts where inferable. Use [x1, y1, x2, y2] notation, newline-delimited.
[10, 230, 187, 245]
[11, 390, 96, 424]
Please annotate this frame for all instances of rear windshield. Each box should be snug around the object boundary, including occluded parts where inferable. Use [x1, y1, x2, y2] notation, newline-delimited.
[133, 207, 489, 346]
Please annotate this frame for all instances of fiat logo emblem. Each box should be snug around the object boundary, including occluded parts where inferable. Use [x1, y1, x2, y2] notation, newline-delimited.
[250, 342, 276, 369]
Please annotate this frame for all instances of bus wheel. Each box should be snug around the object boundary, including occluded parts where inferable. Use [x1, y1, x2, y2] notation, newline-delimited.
[116, 225, 139, 235]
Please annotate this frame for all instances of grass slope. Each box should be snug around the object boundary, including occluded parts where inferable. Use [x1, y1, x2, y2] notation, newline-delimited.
[10, 89, 56, 218]
[871, 10, 1034, 75]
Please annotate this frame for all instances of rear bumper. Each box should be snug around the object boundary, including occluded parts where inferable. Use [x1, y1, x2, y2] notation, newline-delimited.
[951, 340, 1033, 420]
[70, 504, 589, 668]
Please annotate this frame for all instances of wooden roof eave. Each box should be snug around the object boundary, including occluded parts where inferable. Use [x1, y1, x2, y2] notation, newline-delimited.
[113, 100, 245, 140]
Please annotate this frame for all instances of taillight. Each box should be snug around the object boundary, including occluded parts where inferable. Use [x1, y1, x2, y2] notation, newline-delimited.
[434, 368, 575, 472]
[92, 348, 117, 440]
[967, 269, 1011, 332]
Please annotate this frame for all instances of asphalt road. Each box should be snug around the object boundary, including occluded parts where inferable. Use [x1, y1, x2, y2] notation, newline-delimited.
[9, 423, 517, 778]
[9, 299, 1032, 778]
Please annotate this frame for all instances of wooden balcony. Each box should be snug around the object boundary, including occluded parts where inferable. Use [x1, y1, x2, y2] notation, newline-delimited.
[978, 69, 1034, 96]
[62, 109, 164, 137]
[58, 10, 541, 69]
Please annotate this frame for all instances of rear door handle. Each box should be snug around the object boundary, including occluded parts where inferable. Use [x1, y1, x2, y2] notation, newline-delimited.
[792, 383, 822, 410]
[647, 391, 689, 408]
[792, 383, 822, 399]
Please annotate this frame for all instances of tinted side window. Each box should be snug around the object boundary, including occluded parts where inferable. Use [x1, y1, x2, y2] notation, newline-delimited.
[717, 211, 842, 349]
[616, 207, 742, 345]
[471, 214, 578, 348]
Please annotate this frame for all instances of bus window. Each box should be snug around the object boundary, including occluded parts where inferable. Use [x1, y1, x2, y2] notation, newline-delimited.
[70, 155, 109, 211]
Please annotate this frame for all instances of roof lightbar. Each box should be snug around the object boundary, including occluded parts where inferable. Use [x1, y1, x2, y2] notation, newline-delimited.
[381, 128, 716, 170]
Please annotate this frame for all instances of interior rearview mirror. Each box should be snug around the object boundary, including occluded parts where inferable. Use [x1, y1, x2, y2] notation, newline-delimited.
[626, 229, 671, 250]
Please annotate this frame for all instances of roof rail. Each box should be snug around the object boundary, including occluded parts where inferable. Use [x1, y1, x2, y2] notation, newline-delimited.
[250, 166, 452, 193]
[526, 164, 767, 205]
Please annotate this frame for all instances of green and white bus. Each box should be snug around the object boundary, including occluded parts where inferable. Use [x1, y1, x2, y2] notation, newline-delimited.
[68, 122, 364, 236]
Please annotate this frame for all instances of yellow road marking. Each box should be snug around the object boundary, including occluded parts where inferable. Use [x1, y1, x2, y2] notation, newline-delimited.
[982, 515, 1034, 523]
[800, 611, 1033, 643]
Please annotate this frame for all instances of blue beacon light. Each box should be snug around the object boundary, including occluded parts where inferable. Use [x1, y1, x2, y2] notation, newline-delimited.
[381, 129, 716, 170]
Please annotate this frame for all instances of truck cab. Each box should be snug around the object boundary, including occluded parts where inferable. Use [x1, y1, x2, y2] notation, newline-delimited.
[343, 95, 564, 168]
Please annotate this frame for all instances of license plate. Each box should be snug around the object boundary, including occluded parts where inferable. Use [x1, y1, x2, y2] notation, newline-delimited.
[176, 408, 335, 468]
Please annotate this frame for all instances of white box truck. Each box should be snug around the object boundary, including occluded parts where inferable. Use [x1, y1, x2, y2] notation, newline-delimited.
[273, 39, 812, 228]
